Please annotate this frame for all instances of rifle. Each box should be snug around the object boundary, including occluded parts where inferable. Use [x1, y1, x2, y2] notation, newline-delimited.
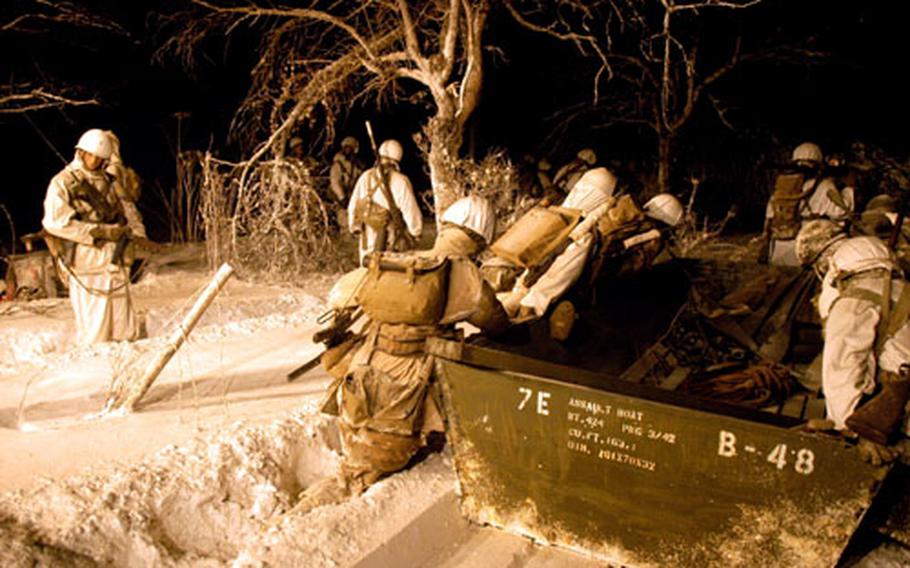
[287, 307, 363, 382]
[889, 190, 909, 250]
[364, 121, 416, 252]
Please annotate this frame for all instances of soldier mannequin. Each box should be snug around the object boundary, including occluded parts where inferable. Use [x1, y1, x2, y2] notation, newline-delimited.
[42, 129, 145, 344]
[295, 195, 507, 513]
[796, 225, 910, 464]
[347, 139, 422, 261]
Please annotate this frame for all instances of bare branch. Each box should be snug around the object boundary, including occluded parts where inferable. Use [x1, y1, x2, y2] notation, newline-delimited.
[668, 0, 762, 13]
[0, 85, 99, 114]
[438, 0, 461, 82]
[191, 0, 382, 62]
[395, 0, 428, 68]
[504, 0, 611, 101]
[2, 0, 130, 37]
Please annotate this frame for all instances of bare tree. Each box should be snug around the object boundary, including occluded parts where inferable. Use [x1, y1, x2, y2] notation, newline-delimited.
[158, 0, 490, 220]
[507, 0, 821, 193]
[0, 0, 130, 114]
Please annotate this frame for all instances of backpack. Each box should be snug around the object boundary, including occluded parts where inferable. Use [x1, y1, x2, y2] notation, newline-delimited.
[490, 206, 582, 269]
[356, 252, 450, 325]
[768, 172, 807, 240]
[597, 195, 645, 240]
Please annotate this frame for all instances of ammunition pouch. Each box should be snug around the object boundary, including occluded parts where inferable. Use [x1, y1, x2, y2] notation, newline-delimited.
[340, 358, 433, 436]
[352, 197, 390, 231]
[42, 231, 76, 268]
[373, 322, 440, 356]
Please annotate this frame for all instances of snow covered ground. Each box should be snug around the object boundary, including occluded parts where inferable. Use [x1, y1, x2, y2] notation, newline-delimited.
[0, 245, 905, 567]
[0, 247, 598, 567]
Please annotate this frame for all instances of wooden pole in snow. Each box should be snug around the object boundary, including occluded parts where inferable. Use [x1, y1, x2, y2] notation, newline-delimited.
[104, 263, 234, 413]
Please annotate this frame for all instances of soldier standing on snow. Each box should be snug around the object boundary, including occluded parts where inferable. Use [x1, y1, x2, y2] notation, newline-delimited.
[42, 129, 146, 345]
[329, 136, 364, 230]
[347, 139, 422, 262]
[329, 136, 363, 205]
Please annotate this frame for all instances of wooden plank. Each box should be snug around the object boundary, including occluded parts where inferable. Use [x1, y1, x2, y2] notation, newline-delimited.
[438, 359, 887, 568]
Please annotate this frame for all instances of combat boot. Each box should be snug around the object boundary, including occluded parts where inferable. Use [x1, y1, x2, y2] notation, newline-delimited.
[845, 371, 910, 446]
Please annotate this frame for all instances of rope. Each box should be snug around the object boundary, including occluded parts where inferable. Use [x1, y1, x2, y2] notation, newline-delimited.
[57, 256, 131, 297]
[680, 363, 795, 407]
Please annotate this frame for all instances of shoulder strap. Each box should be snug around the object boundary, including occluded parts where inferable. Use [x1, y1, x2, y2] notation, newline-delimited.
[825, 185, 850, 212]
[374, 165, 408, 230]
[875, 275, 893, 357]
[887, 283, 910, 339]
[839, 275, 907, 357]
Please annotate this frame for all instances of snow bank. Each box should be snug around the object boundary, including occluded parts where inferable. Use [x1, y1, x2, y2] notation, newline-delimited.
[0, 410, 456, 567]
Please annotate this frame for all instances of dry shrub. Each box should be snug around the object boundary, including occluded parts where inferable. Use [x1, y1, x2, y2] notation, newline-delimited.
[452, 151, 517, 211]
[151, 151, 205, 243]
[198, 153, 342, 282]
[423, 150, 525, 239]
[674, 174, 739, 257]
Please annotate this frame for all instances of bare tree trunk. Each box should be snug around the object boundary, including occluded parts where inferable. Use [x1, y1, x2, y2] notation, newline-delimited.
[427, 110, 463, 220]
[657, 131, 673, 194]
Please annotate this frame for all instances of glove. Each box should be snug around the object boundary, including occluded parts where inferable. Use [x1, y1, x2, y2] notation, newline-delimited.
[856, 437, 900, 467]
[90, 224, 130, 242]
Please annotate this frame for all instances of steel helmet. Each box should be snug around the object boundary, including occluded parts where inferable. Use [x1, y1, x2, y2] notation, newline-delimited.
[829, 236, 894, 277]
[563, 167, 618, 213]
[288, 137, 304, 150]
[792, 142, 823, 165]
[75, 128, 113, 160]
[341, 136, 359, 151]
[577, 148, 597, 165]
[865, 194, 896, 213]
[441, 194, 496, 245]
[795, 219, 846, 267]
[643, 193, 684, 227]
[378, 139, 403, 162]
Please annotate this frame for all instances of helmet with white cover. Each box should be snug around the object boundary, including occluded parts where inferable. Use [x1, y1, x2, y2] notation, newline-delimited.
[562, 167, 617, 213]
[378, 139, 403, 162]
[75, 128, 113, 160]
[643, 193, 684, 227]
[577, 148, 597, 166]
[441, 194, 496, 245]
[792, 142, 823, 165]
[865, 194, 896, 213]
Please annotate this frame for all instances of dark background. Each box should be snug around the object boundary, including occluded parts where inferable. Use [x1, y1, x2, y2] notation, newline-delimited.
[2, 0, 909, 246]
